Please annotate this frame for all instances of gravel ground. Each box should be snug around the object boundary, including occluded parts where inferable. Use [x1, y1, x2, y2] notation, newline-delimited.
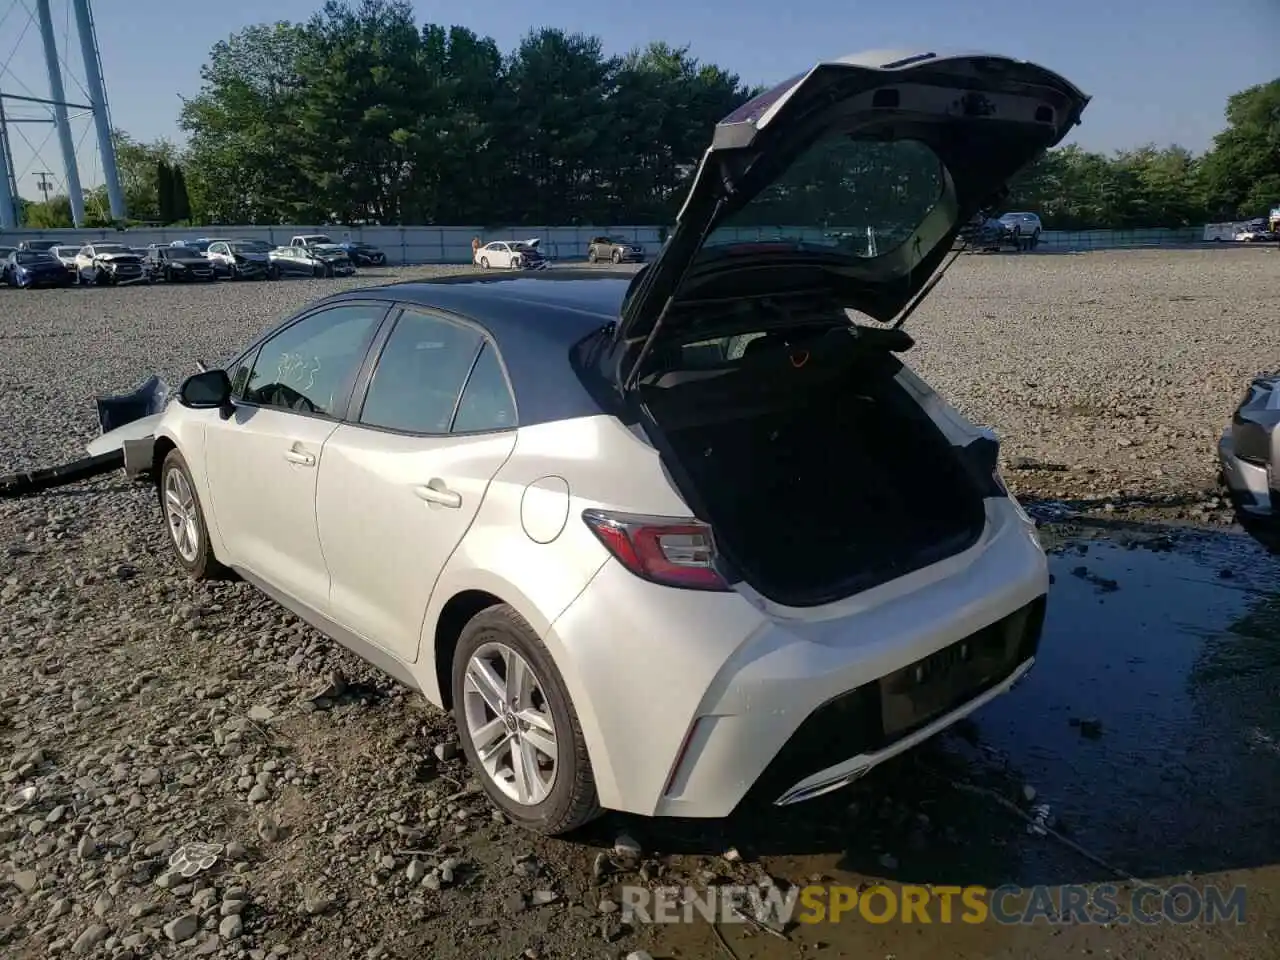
[1, 248, 1277, 959]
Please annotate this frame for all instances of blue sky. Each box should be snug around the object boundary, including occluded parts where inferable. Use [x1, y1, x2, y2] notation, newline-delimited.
[2, 0, 1276, 200]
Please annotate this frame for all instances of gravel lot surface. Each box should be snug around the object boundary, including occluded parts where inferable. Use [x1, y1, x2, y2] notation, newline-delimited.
[1, 248, 1278, 959]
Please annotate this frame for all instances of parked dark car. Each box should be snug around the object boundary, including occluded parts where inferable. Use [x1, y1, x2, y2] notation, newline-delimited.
[206, 240, 271, 280]
[587, 236, 646, 264]
[147, 246, 216, 282]
[2, 249, 76, 288]
[340, 241, 387, 266]
[268, 245, 328, 277]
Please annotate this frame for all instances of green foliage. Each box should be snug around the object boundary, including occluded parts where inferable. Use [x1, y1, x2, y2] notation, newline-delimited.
[19, 4, 1280, 231]
[174, 1, 757, 225]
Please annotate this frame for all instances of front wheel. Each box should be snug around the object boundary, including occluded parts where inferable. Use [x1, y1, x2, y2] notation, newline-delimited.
[587, 249, 597, 264]
[612, 249, 622, 264]
[452, 604, 601, 835]
[480, 257, 489, 269]
[158, 450, 229, 581]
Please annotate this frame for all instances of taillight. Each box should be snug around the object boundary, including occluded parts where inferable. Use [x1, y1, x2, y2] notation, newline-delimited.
[581, 509, 729, 591]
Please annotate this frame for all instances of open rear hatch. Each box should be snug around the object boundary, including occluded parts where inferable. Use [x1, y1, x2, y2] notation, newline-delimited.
[602, 50, 1088, 607]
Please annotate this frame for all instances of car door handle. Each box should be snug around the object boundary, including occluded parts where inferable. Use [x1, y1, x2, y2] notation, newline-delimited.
[283, 448, 316, 466]
[414, 480, 462, 508]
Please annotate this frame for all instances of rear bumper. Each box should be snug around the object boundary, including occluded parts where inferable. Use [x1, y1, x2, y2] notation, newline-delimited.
[1219, 429, 1272, 517]
[549, 497, 1049, 818]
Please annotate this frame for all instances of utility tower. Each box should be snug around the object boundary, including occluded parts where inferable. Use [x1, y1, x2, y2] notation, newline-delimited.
[0, 0, 127, 229]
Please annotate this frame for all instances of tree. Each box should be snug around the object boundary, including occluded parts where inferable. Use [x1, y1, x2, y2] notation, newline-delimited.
[170, 5, 1276, 231]
[1199, 79, 1280, 219]
[172, 165, 192, 222]
[157, 160, 176, 223]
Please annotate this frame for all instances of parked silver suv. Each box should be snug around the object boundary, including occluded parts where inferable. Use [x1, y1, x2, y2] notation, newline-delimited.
[998, 212, 1043, 249]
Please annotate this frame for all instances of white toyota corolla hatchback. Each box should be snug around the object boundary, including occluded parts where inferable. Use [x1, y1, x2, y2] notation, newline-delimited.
[124, 50, 1088, 834]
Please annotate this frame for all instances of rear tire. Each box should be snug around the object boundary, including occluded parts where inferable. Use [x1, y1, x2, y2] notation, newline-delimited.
[158, 449, 230, 581]
[452, 604, 601, 836]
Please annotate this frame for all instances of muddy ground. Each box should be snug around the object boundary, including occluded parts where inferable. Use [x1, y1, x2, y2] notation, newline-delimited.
[1, 247, 1278, 958]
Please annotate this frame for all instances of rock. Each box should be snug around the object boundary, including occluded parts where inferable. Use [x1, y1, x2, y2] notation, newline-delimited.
[591, 852, 610, 881]
[723, 846, 742, 863]
[248, 705, 275, 722]
[599, 898, 619, 914]
[258, 815, 280, 843]
[627, 953, 656, 960]
[70, 923, 110, 955]
[1022, 784, 1037, 802]
[138, 768, 162, 787]
[164, 914, 200, 942]
[92, 890, 114, 917]
[77, 835, 97, 859]
[248, 784, 270, 804]
[613, 833, 642, 858]
[406, 859, 426, 884]
[10, 870, 38, 893]
[432, 742, 459, 762]
[220, 914, 244, 940]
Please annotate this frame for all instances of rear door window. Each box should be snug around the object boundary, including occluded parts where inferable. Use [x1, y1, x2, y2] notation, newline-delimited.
[452, 344, 516, 433]
[357, 310, 484, 435]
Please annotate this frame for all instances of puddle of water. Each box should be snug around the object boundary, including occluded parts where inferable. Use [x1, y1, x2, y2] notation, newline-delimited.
[966, 531, 1280, 882]
[625, 529, 1280, 960]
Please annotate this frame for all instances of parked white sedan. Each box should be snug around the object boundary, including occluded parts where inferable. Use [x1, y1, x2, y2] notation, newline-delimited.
[474, 240, 545, 270]
[120, 49, 1085, 836]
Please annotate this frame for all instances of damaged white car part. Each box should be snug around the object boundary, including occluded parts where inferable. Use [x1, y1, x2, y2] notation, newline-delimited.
[0, 375, 171, 498]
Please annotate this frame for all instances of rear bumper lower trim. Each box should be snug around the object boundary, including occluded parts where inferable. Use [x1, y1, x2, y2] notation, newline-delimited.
[773, 655, 1036, 805]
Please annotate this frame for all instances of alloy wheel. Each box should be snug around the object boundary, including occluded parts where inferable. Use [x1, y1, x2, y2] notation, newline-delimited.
[163, 468, 201, 564]
[462, 641, 558, 806]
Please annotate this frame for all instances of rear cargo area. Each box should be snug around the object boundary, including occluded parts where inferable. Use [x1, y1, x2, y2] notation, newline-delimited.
[638, 326, 988, 607]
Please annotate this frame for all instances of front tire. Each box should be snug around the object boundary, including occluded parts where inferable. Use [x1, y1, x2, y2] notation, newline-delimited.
[612, 249, 622, 264]
[587, 249, 597, 264]
[480, 257, 489, 269]
[158, 450, 228, 581]
[452, 604, 601, 835]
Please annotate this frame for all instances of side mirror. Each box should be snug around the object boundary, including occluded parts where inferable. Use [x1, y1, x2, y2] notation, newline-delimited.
[179, 369, 233, 410]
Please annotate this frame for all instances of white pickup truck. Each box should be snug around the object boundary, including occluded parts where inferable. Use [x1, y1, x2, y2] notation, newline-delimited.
[290, 234, 335, 249]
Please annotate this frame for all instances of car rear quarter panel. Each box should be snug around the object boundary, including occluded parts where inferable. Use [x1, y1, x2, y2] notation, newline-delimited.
[415, 414, 691, 704]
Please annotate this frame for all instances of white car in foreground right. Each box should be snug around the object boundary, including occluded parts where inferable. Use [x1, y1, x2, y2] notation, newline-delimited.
[127, 49, 1087, 835]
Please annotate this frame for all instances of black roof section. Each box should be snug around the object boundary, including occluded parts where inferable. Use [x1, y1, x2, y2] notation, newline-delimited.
[323, 270, 634, 429]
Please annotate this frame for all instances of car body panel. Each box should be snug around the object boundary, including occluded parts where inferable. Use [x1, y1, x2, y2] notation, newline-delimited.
[1219, 374, 1280, 552]
[316, 426, 518, 664]
[202, 407, 340, 611]
[87, 412, 165, 457]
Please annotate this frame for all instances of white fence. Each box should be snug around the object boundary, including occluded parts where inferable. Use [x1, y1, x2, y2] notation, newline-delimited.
[0, 225, 668, 265]
[0, 223, 1237, 264]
